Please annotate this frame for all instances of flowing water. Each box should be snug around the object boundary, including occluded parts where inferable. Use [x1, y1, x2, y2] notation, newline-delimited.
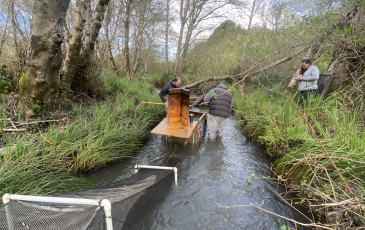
[87, 106, 309, 230]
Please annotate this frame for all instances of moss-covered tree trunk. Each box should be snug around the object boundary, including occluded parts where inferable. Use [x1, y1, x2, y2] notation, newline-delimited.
[124, 0, 132, 80]
[68, 0, 110, 90]
[19, 0, 70, 118]
[104, 2, 117, 72]
[81, 0, 111, 57]
[61, 0, 88, 89]
[165, 0, 170, 73]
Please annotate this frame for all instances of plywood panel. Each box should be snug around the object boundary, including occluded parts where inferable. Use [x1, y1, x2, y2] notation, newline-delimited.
[168, 94, 181, 122]
[151, 118, 198, 139]
[180, 117, 188, 125]
[168, 88, 190, 96]
[169, 117, 181, 123]
[181, 94, 190, 124]
[168, 89, 190, 123]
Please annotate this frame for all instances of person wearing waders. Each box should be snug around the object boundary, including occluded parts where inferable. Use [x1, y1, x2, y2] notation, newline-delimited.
[159, 77, 182, 112]
[204, 82, 233, 139]
[297, 59, 319, 104]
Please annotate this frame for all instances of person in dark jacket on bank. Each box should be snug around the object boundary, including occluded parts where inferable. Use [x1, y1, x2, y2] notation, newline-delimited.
[203, 82, 233, 139]
[159, 77, 181, 103]
[159, 77, 181, 111]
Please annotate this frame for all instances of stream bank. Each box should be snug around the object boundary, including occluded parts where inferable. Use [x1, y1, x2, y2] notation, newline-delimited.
[233, 85, 365, 228]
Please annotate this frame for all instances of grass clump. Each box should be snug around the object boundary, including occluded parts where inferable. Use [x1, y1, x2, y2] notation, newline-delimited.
[0, 70, 165, 196]
[234, 84, 365, 228]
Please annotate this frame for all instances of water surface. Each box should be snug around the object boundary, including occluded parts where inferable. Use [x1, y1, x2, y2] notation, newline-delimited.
[87, 106, 309, 230]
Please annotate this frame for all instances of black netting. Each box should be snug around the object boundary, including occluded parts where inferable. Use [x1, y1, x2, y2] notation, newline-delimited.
[0, 201, 104, 230]
[317, 74, 335, 96]
[0, 168, 174, 230]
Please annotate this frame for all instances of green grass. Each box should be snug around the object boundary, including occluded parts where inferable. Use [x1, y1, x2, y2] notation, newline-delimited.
[148, 72, 174, 88]
[0, 69, 165, 196]
[234, 84, 365, 227]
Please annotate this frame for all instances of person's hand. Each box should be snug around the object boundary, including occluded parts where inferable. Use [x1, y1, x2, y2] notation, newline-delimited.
[299, 77, 303, 81]
[164, 102, 167, 105]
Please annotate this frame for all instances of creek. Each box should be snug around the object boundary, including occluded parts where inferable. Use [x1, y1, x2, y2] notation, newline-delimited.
[87, 106, 309, 230]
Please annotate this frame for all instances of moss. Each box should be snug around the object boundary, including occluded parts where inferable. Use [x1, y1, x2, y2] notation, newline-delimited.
[19, 72, 33, 97]
[41, 34, 48, 42]
[33, 34, 49, 56]
[49, 80, 60, 92]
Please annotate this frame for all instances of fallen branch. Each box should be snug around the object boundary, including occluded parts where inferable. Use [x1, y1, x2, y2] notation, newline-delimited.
[216, 202, 335, 230]
[183, 46, 309, 89]
[309, 199, 355, 207]
[141, 101, 165, 105]
[1, 128, 26, 132]
[182, 73, 246, 89]
[274, 191, 315, 224]
[191, 94, 206, 107]
[14, 118, 67, 126]
[8, 119, 18, 130]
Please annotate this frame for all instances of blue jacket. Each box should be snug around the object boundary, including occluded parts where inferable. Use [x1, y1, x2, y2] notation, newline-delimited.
[298, 65, 320, 91]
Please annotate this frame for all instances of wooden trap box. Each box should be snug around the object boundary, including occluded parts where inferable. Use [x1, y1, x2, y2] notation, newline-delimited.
[167, 88, 190, 125]
[151, 88, 207, 143]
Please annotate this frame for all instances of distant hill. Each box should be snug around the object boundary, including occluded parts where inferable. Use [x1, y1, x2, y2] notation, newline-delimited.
[185, 20, 246, 76]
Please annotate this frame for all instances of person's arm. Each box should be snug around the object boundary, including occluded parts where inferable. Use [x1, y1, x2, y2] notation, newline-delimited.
[204, 89, 215, 102]
[159, 85, 169, 103]
[302, 66, 319, 81]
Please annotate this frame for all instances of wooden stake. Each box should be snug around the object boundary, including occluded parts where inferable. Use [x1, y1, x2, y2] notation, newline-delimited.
[141, 101, 165, 105]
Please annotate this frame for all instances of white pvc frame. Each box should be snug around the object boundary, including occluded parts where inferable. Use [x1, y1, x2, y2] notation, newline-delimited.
[134, 165, 178, 185]
[2, 194, 113, 230]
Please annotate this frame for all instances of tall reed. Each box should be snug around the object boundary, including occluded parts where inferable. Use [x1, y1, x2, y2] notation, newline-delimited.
[234, 84, 365, 227]
[0, 70, 165, 196]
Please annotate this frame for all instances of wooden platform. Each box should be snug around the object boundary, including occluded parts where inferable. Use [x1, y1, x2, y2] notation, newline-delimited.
[151, 118, 199, 139]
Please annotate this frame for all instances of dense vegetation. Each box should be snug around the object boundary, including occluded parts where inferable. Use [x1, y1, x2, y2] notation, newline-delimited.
[0, 0, 365, 228]
[233, 83, 365, 228]
[0, 70, 164, 195]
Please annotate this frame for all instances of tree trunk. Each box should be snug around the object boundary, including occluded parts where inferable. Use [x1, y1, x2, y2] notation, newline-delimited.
[0, 14, 9, 58]
[320, 59, 338, 95]
[82, 0, 111, 56]
[9, 0, 19, 56]
[124, 0, 133, 80]
[174, 0, 190, 77]
[165, 0, 170, 73]
[85, 0, 92, 34]
[242, 0, 256, 67]
[132, 2, 146, 77]
[180, 17, 196, 75]
[61, 0, 88, 89]
[104, 2, 117, 71]
[179, 1, 198, 76]
[9, 0, 28, 47]
[19, 0, 71, 118]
